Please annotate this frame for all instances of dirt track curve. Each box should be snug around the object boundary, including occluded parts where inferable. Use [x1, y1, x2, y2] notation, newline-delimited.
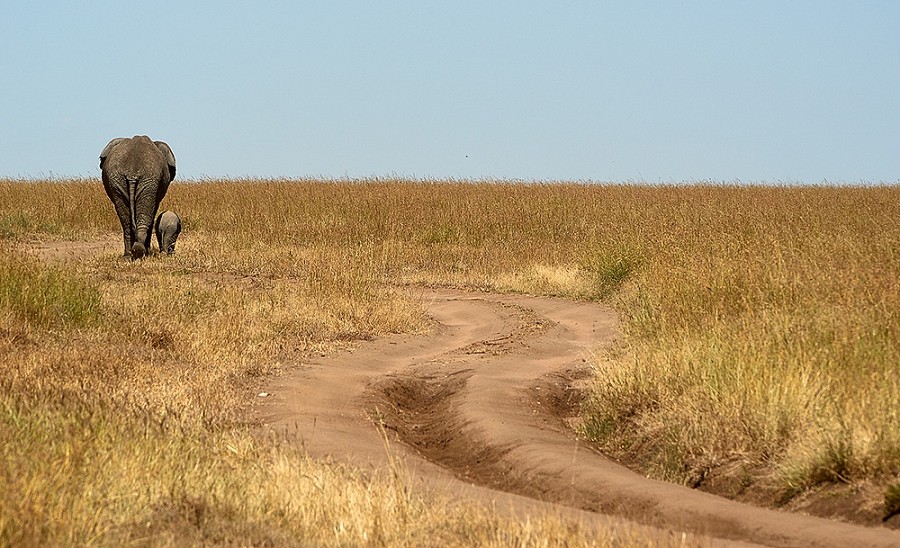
[256, 288, 900, 548]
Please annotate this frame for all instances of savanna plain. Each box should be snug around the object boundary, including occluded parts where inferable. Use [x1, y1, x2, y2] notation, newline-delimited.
[1, 179, 899, 547]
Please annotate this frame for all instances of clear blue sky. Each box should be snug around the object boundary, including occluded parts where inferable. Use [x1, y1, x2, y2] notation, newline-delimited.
[2, 2, 897, 183]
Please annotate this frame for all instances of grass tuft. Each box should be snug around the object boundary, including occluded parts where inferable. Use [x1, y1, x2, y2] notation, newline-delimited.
[885, 483, 900, 521]
[582, 247, 642, 299]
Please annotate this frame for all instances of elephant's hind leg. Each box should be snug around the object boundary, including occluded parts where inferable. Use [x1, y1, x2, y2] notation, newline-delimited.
[111, 200, 134, 259]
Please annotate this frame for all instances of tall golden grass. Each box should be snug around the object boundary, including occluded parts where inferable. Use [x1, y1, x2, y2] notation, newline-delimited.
[577, 185, 900, 498]
[2, 176, 899, 540]
[0, 178, 696, 546]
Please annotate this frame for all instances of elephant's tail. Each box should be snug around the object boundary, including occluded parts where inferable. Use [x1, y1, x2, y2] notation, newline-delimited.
[126, 177, 145, 259]
[126, 176, 137, 236]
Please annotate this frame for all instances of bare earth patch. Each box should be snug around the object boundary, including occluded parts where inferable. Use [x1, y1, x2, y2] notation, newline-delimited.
[21, 238, 119, 263]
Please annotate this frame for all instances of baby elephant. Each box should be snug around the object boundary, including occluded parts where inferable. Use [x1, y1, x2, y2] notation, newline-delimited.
[154, 211, 182, 254]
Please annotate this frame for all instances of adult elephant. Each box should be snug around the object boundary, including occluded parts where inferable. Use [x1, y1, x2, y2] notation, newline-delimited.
[99, 136, 176, 259]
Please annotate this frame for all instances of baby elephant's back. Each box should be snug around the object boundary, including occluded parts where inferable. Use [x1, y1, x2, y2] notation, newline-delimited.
[155, 210, 182, 254]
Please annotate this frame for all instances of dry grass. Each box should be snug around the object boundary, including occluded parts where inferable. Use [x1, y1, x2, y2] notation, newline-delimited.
[0, 178, 690, 546]
[2, 176, 899, 541]
[577, 185, 900, 500]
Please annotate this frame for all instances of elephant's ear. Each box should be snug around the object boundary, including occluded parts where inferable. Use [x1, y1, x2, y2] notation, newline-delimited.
[99, 138, 127, 170]
[154, 141, 177, 181]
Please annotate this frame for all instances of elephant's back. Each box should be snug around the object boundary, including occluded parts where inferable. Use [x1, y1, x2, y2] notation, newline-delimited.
[104, 136, 168, 181]
[158, 210, 180, 229]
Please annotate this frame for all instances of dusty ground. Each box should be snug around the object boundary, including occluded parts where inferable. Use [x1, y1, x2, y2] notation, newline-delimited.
[23, 238, 900, 547]
[24, 238, 120, 262]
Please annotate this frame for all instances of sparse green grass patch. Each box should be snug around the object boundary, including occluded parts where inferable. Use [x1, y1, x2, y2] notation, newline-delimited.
[0, 245, 100, 328]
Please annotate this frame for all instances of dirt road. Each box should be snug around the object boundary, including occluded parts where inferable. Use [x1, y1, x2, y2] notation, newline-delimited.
[256, 288, 900, 548]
